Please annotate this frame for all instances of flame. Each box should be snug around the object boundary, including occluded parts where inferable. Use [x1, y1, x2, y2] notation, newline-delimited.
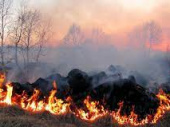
[0, 81, 70, 115]
[0, 75, 169, 126]
[20, 89, 45, 112]
[151, 89, 170, 123]
[75, 96, 107, 121]
[0, 73, 5, 88]
[112, 102, 150, 126]
[45, 89, 69, 115]
[52, 81, 57, 90]
[111, 90, 170, 126]
[0, 83, 13, 105]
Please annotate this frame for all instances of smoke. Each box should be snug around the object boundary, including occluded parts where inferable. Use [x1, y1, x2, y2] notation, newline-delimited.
[7, 23, 169, 87]
[8, 0, 170, 86]
[7, 36, 169, 88]
[37, 35, 169, 87]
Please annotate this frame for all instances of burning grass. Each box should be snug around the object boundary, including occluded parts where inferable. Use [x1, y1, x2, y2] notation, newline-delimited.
[0, 83, 169, 126]
[0, 73, 170, 126]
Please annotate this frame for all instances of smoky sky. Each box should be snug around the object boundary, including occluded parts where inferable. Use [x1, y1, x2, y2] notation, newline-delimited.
[21, 0, 170, 41]
[9, 0, 170, 85]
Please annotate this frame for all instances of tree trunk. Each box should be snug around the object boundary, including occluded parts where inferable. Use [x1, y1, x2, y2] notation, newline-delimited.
[26, 46, 29, 76]
[15, 44, 18, 66]
[149, 42, 152, 55]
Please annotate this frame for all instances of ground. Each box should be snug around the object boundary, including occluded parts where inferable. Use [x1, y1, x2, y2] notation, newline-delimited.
[0, 106, 169, 127]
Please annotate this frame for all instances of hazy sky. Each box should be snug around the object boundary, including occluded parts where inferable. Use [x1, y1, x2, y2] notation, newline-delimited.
[14, 0, 170, 50]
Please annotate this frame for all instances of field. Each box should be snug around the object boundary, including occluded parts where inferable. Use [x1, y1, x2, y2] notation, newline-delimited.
[0, 106, 169, 127]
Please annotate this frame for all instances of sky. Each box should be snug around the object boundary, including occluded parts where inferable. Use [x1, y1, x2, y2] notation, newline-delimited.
[14, 0, 170, 51]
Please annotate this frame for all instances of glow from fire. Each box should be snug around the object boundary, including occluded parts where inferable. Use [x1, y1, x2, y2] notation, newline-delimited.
[111, 102, 150, 126]
[0, 74, 169, 126]
[1, 83, 13, 105]
[75, 96, 107, 121]
[110, 89, 170, 126]
[45, 89, 69, 115]
[20, 89, 45, 112]
[0, 73, 5, 88]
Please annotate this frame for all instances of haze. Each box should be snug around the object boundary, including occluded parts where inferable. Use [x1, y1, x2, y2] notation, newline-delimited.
[13, 0, 170, 51]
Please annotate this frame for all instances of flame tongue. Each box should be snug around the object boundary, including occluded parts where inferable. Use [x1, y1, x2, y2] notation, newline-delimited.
[110, 90, 170, 126]
[1, 83, 13, 105]
[0, 73, 5, 88]
[152, 89, 170, 123]
[45, 89, 69, 115]
[0, 79, 70, 115]
[21, 89, 44, 112]
[53, 81, 57, 90]
[75, 96, 107, 121]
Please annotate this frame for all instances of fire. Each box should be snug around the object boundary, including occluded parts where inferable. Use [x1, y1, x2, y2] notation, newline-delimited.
[45, 89, 69, 115]
[0, 83, 13, 105]
[20, 89, 44, 112]
[111, 90, 170, 126]
[0, 73, 5, 88]
[0, 80, 70, 115]
[75, 96, 107, 121]
[151, 89, 170, 123]
[53, 81, 57, 90]
[0, 74, 169, 126]
[112, 102, 150, 126]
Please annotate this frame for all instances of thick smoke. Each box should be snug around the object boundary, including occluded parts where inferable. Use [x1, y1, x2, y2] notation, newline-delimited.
[7, 42, 168, 89]
[43, 43, 168, 86]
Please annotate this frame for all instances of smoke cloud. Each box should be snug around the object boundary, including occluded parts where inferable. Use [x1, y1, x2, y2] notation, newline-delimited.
[8, 0, 170, 87]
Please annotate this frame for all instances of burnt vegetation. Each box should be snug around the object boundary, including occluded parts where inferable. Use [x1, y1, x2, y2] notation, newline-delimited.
[4, 65, 169, 125]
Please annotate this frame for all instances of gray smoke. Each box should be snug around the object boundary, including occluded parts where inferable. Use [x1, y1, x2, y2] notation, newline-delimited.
[31, 42, 169, 87]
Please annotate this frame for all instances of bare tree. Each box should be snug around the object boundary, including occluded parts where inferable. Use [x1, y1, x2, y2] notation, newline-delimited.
[21, 9, 41, 67]
[90, 28, 112, 44]
[128, 21, 162, 54]
[143, 21, 162, 54]
[10, 2, 26, 67]
[0, 0, 12, 69]
[32, 18, 52, 63]
[10, 2, 52, 81]
[166, 44, 170, 75]
[63, 24, 84, 46]
[128, 26, 147, 49]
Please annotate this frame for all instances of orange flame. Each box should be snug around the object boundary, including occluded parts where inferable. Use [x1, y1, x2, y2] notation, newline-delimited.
[52, 81, 57, 90]
[75, 96, 107, 121]
[0, 83, 13, 105]
[152, 89, 170, 124]
[21, 89, 44, 112]
[111, 90, 170, 126]
[0, 81, 70, 115]
[0, 73, 5, 88]
[45, 89, 69, 115]
[112, 102, 150, 126]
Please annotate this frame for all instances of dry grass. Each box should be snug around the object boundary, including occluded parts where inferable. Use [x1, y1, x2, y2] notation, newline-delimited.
[0, 106, 169, 127]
